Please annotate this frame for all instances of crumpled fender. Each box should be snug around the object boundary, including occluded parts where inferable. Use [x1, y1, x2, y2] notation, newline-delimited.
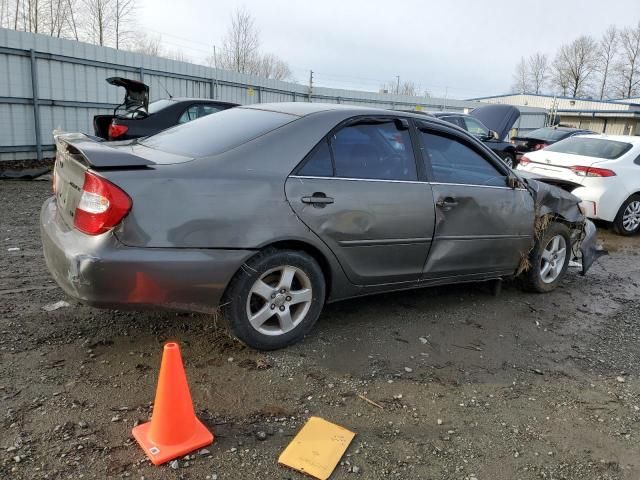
[579, 219, 607, 275]
[524, 177, 606, 274]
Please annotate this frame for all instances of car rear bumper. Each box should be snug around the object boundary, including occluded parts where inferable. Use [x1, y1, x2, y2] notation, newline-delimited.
[40, 197, 255, 313]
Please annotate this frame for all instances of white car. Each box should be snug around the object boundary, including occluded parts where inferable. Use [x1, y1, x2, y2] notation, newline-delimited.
[517, 134, 640, 235]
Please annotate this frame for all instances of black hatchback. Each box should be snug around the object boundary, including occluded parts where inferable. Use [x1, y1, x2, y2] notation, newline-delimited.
[93, 77, 238, 140]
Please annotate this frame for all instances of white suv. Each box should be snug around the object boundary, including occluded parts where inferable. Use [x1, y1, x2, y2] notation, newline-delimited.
[517, 134, 640, 235]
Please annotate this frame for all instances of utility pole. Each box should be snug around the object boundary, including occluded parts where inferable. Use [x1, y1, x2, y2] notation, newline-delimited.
[309, 70, 314, 102]
[396, 75, 400, 95]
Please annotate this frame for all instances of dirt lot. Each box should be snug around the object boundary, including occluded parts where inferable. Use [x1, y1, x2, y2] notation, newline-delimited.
[1, 180, 639, 480]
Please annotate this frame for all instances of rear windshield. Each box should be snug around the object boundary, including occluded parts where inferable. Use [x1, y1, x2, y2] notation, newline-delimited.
[139, 107, 297, 157]
[526, 128, 573, 142]
[545, 137, 632, 159]
[118, 99, 174, 119]
[148, 99, 175, 114]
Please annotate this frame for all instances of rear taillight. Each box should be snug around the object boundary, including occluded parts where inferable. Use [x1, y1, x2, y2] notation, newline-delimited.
[108, 123, 129, 139]
[74, 172, 132, 235]
[569, 166, 616, 177]
[519, 155, 531, 166]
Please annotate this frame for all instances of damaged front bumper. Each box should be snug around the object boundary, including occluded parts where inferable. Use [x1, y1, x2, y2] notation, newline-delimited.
[577, 219, 606, 275]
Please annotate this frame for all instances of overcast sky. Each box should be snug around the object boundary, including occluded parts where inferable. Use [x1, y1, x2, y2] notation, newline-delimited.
[137, 0, 640, 99]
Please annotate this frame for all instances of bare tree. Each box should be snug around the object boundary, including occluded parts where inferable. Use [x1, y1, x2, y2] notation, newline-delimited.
[65, 0, 80, 40]
[511, 57, 530, 93]
[596, 25, 619, 99]
[380, 79, 418, 96]
[164, 49, 191, 62]
[256, 52, 292, 80]
[131, 32, 163, 56]
[616, 21, 640, 98]
[218, 7, 260, 74]
[550, 36, 598, 98]
[83, 0, 113, 46]
[0, 0, 10, 27]
[113, 0, 135, 49]
[528, 52, 548, 94]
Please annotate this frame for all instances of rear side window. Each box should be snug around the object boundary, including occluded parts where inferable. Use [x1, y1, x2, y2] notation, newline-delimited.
[330, 120, 418, 181]
[299, 140, 333, 176]
[420, 130, 505, 186]
[140, 107, 296, 157]
[178, 105, 199, 124]
[546, 137, 632, 159]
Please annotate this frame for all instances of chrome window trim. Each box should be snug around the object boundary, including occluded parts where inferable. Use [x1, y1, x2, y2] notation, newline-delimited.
[290, 175, 527, 191]
[289, 175, 426, 185]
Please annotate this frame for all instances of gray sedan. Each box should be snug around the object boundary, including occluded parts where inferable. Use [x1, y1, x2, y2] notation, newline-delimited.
[41, 103, 601, 350]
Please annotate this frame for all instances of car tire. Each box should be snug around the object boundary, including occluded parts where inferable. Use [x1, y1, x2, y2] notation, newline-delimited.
[612, 194, 640, 236]
[222, 248, 326, 350]
[502, 151, 516, 169]
[522, 222, 571, 293]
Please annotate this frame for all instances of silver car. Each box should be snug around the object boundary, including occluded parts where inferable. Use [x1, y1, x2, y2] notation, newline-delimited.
[41, 103, 601, 350]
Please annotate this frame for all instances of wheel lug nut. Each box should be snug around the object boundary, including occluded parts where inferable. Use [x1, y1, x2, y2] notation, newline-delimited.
[271, 293, 276, 299]
[280, 288, 286, 294]
[286, 296, 292, 302]
[270, 304, 275, 310]
[279, 306, 285, 311]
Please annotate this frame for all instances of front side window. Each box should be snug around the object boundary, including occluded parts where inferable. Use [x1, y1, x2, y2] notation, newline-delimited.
[419, 130, 505, 186]
[441, 116, 465, 129]
[463, 117, 490, 137]
[330, 120, 418, 181]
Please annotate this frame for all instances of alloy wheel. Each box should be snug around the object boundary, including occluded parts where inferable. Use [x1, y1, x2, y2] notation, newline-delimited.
[622, 201, 640, 232]
[245, 265, 313, 336]
[540, 234, 567, 284]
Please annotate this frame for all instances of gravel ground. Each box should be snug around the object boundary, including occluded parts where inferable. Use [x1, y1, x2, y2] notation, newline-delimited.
[1, 180, 639, 480]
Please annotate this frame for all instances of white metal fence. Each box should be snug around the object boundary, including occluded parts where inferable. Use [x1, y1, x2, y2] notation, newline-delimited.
[0, 28, 547, 162]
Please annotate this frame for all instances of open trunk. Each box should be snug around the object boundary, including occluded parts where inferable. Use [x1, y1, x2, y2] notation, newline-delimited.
[94, 77, 150, 140]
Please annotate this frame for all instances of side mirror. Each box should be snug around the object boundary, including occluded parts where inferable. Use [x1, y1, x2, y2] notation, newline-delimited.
[489, 130, 500, 140]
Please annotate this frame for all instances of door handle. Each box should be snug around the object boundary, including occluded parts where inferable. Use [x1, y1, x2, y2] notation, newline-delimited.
[301, 193, 334, 205]
[436, 197, 458, 210]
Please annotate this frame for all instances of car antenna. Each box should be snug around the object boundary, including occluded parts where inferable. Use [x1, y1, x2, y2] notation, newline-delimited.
[158, 79, 173, 99]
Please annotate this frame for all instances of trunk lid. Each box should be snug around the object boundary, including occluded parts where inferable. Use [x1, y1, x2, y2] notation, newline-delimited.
[523, 150, 605, 181]
[52, 133, 190, 228]
[107, 77, 149, 113]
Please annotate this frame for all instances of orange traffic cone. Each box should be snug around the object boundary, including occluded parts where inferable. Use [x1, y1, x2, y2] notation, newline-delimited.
[132, 342, 214, 465]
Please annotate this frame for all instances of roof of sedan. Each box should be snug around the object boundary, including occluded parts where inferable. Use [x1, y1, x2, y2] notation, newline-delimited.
[243, 102, 429, 118]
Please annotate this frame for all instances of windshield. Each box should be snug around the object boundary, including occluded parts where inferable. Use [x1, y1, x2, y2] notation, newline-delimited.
[140, 107, 297, 157]
[545, 137, 633, 159]
[527, 128, 574, 142]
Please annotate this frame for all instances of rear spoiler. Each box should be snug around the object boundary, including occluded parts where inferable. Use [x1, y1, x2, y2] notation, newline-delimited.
[54, 133, 154, 169]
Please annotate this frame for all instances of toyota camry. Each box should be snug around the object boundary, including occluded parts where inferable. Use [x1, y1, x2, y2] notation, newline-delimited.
[41, 103, 601, 350]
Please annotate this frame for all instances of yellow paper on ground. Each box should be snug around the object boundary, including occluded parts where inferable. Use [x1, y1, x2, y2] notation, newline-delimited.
[278, 416, 356, 480]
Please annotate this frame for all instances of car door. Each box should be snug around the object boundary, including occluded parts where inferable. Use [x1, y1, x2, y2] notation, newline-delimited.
[416, 122, 535, 279]
[285, 116, 436, 286]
